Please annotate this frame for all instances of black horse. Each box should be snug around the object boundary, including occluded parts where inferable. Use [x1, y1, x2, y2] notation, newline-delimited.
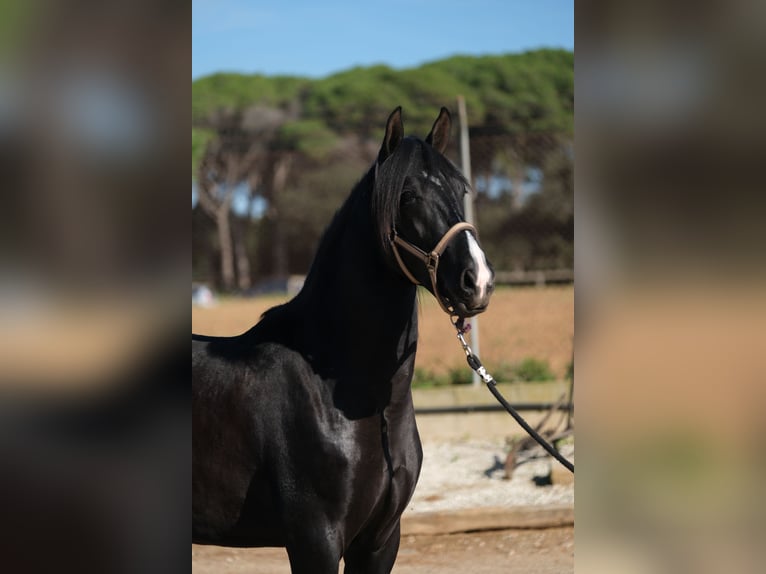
[192, 107, 494, 573]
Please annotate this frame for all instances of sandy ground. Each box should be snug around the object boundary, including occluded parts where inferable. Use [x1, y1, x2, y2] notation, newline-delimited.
[192, 527, 574, 574]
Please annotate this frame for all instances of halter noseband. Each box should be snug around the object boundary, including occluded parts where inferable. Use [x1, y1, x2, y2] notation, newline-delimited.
[390, 221, 476, 316]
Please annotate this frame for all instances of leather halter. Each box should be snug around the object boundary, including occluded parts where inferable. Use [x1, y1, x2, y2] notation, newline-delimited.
[390, 221, 476, 315]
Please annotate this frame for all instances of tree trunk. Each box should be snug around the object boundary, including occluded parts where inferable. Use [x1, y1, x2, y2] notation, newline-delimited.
[271, 208, 287, 277]
[216, 206, 235, 291]
[270, 155, 293, 277]
[510, 171, 524, 211]
[234, 230, 252, 291]
[197, 178, 238, 292]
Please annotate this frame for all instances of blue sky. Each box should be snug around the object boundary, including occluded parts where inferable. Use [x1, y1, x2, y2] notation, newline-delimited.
[193, 0, 573, 80]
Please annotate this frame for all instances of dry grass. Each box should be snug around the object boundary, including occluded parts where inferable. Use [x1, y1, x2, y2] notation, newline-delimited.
[192, 285, 573, 379]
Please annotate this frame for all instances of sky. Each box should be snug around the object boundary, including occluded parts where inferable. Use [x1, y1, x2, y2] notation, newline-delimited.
[192, 0, 573, 80]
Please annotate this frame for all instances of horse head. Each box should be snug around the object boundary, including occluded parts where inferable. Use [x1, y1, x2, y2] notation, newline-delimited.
[374, 107, 495, 318]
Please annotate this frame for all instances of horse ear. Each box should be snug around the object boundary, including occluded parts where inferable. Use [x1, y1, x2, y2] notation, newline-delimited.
[378, 106, 404, 164]
[425, 107, 451, 154]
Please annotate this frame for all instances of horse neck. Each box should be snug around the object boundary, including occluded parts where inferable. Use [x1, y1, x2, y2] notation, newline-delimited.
[298, 182, 419, 414]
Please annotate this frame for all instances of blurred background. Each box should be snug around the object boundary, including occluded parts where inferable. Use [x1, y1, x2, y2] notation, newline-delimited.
[0, 2, 188, 573]
[576, 1, 766, 573]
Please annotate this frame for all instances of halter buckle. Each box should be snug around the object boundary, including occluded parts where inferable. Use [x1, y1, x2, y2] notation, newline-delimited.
[426, 252, 439, 271]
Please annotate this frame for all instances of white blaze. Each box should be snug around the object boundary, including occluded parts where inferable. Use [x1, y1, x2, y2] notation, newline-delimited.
[466, 231, 492, 298]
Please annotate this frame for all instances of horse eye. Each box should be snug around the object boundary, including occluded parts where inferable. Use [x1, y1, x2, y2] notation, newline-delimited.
[401, 188, 417, 205]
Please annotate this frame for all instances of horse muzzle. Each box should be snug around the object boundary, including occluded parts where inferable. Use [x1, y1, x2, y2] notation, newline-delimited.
[390, 222, 494, 318]
[442, 258, 495, 318]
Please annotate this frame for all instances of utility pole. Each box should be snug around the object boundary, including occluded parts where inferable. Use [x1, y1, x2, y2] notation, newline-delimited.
[457, 95, 481, 387]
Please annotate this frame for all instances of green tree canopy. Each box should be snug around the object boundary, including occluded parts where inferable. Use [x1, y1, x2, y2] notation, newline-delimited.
[192, 49, 574, 153]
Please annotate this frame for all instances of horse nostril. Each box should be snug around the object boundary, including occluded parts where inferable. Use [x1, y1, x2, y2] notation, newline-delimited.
[461, 269, 477, 294]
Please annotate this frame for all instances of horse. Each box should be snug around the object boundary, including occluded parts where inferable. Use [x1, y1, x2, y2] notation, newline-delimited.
[192, 106, 495, 573]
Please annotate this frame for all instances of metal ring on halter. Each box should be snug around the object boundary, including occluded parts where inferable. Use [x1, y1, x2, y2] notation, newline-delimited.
[390, 221, 476, 315]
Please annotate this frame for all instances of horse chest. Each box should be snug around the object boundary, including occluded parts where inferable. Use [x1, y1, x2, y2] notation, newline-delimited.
[306, 413, 421, 519]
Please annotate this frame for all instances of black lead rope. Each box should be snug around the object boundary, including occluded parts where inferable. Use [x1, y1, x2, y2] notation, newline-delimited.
[452, 318, 575, 474]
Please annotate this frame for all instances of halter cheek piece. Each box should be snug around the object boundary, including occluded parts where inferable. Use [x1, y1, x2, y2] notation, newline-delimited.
[390, 221, 477, 316]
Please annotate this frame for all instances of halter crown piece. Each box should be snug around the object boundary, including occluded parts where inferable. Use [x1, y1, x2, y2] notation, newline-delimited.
[390, 221, 477, 316]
